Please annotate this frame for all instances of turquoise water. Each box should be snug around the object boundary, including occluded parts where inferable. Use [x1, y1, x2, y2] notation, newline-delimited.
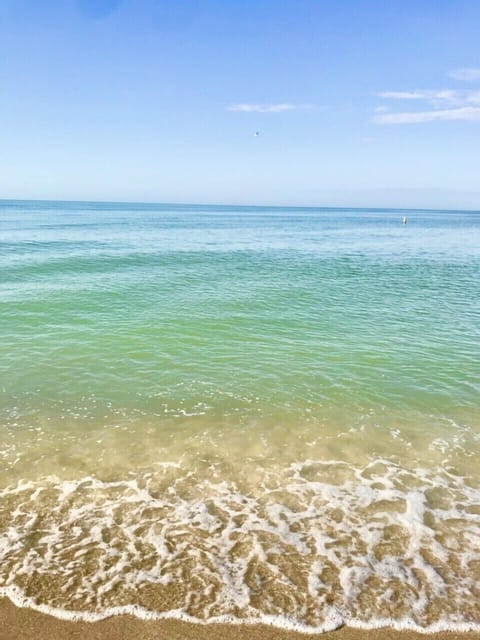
[1, 200, 479, 631]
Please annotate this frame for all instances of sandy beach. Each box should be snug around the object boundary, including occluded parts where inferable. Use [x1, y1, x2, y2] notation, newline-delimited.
[1, 599, 479, 640]
[0, 599, 480, 640]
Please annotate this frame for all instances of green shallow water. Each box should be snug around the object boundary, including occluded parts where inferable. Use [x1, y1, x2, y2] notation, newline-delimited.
[0, 200, 479, 629]
[2, 202, 479, 421]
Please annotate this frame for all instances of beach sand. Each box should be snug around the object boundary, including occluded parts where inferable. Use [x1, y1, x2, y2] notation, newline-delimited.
[1, 600, 479, 640]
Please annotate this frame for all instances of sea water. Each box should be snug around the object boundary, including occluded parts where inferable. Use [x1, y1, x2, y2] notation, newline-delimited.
[0, 200, 479, 631]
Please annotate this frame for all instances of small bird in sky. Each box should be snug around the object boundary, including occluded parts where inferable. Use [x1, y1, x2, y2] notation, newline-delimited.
[254, 131, 260, 137]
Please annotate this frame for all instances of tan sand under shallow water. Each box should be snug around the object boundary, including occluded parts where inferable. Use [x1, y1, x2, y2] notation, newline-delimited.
[2, 456, 480, 631]
[2, 600, 480, 640]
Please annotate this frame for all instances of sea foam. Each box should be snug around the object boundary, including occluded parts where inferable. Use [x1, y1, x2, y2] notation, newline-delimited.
[0, 459, 479, 632]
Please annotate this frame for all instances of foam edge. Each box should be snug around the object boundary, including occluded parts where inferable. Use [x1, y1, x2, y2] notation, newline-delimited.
[2, 585, 480, 635]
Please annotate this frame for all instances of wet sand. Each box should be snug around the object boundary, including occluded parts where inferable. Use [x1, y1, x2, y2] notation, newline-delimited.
[2, 600, 479, 640]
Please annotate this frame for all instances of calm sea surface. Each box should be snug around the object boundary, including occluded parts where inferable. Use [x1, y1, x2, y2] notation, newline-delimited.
[1, 200, 479, 631]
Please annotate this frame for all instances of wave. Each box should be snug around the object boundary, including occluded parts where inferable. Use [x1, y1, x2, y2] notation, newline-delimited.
[1, 459, 479, 632]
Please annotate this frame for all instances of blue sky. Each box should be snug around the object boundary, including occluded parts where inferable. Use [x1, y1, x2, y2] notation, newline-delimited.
[1, 0, 480, 208]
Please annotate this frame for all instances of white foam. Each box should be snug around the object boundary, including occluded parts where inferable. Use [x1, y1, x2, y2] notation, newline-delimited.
[0, 459, 479, 633]
[2, 584, 480, 634]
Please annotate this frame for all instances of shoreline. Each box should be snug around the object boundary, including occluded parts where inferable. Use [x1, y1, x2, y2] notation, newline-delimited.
[2, 600, 480, 640]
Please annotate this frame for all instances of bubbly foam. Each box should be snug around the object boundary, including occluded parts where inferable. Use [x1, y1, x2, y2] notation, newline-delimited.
[1, 459, 479, 632]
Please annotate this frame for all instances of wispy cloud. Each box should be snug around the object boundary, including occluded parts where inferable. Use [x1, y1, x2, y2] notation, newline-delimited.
[377, 90, 458, 102]
[228, 103, 311, 113]
[374, 75, 480, 124]
[374, 106, 480, 124]
[448, 68, 480, 82]
[377, 89, 480, 106]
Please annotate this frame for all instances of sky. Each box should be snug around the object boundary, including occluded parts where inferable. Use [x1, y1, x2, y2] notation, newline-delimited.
[1, 0, 480, 208]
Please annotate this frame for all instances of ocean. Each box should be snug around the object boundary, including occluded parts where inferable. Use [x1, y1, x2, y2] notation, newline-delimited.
[0, 200, 479, 632]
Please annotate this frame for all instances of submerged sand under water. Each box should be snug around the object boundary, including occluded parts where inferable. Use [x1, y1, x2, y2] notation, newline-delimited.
[1, 414, 479, 634]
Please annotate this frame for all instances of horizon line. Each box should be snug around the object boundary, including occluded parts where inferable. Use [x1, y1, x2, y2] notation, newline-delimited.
[1, 197, 479, 214]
